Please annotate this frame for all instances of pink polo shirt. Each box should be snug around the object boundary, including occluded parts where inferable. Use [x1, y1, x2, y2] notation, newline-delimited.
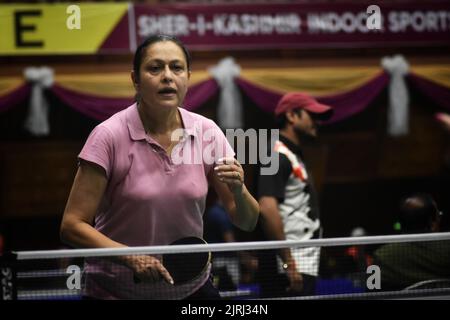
[79, 103, 234, 299]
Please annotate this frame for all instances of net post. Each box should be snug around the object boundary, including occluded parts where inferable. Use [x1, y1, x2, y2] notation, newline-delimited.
[0, 252, 18, 300]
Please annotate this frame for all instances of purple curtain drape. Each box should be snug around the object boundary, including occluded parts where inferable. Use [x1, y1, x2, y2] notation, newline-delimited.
[7, 72, 450, 126]
[50, 79, 219, 120]
[320, 72, 389, 124]
[0, 83, 31, 113]
[236, 72, 389, 125]
[235, 78, 281, 114]
[407, 73, 450, 111]
[51, 84, 133, 121]
[184, 79, 219, 111]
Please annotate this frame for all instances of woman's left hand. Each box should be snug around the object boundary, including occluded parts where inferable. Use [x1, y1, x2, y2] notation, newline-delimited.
[214, 157, 244, 194]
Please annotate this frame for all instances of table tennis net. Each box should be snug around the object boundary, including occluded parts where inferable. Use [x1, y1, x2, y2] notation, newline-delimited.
[1, 232, 450, 300]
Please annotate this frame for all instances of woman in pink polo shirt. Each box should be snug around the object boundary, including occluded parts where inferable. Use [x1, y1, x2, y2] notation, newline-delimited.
[60, 35, 259, 299]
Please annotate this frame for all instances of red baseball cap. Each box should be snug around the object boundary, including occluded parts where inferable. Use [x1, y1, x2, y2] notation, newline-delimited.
[274, 92, 333, 119]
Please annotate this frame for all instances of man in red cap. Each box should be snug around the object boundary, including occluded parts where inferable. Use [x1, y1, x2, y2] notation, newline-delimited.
[255, 92, 332, 297]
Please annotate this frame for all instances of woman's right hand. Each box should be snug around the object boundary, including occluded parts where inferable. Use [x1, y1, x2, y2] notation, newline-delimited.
[124, 255, 174, 285]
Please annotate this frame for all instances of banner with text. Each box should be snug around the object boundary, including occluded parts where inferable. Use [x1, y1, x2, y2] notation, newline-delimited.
[1, 2, 449, 55]
[0, 3, 129, 55]
[133, 2, 450, 50]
